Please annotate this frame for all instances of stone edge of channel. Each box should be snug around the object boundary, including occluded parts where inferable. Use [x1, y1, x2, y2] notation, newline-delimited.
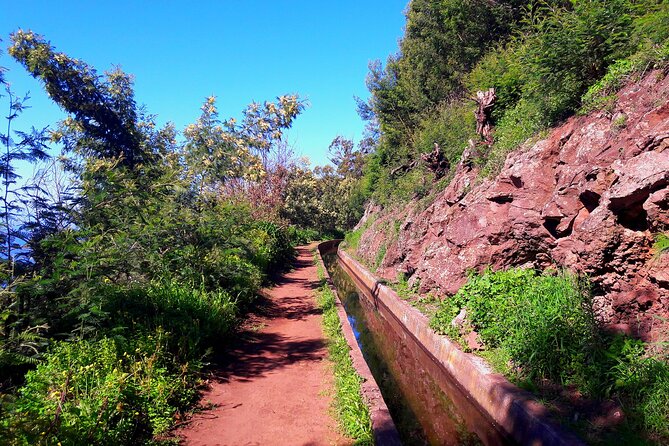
[337, 247, 586, 446]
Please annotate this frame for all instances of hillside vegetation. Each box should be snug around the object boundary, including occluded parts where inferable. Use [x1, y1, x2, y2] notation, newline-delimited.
[352, 0, 669, 205]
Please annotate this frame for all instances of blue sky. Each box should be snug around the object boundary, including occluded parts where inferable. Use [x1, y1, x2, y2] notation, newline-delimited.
[0, 1, 407, 167]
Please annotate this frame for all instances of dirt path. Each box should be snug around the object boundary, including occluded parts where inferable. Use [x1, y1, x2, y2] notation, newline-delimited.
[178, 245, 349, 446]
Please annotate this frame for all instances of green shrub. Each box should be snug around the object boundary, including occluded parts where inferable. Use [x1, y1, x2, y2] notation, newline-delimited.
[343, 228, 363, 252]
[463, 0, 660, 178]
[467, 43, 524, 121]
[641, 367, 669, 438]
[343, 214, 379, 253]
[0, 271, 248, 444]
[632, 1, 669, 47]
[581, 59, 636, 113]
[414, 101, 476, 164]
[431, 267, 669, 441]
[602, 335, 669, 438]
[248, 221, 294, 274]
[287, 226, 320, 245]
[479, 98, 548, 177]
[374, 244, 387, 270]
[393, 167, 433, 202]
[1, 333, 197, 445]
[104, 282, 237, 360]
[432, 268, 596, 385]
[7, 338, 139, 445]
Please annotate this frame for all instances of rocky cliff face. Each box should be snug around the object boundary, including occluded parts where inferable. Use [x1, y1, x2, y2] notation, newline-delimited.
[354, 70, 669, 341]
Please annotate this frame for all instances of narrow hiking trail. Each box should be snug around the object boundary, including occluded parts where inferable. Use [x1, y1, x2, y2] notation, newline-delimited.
[178, 245, 350, 446]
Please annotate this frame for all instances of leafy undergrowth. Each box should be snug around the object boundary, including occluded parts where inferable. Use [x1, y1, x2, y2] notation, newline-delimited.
[430, 267, 669, 445]
[315, 254, 373, 445]
[391, 273, 440, 318]
[0, 282, 240, 445]
[0, 217, 297, 445]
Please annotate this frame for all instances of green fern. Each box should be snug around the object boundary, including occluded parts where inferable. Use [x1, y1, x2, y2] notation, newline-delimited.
[0, 325, 48, 368]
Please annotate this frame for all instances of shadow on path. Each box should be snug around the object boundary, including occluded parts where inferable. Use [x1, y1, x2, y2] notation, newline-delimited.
[178, 244, 348, 445]
[212, 331, 326, 383]
[207, 249, 326, 383]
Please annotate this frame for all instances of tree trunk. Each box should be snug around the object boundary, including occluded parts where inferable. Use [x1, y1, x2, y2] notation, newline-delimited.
[474, 88, 496, 143]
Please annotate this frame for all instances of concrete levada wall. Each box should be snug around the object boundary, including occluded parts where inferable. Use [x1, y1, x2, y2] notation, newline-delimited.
[316, 241, 401, 446]
[334, 246, 586, 446]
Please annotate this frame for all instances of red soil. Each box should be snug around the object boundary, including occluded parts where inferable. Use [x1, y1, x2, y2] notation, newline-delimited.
[177, 245, 350, 446]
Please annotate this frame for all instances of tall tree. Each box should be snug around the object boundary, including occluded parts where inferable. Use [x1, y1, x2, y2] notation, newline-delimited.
[328, 136, 366, 178]
[183, 94, 304, 199]
[360, 0, 529, 144]
[9, 30, 156, 170]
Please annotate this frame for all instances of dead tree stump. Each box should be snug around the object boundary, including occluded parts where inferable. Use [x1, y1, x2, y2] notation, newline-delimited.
[474, 88, 496, 143]
[421, 142, 450, 179]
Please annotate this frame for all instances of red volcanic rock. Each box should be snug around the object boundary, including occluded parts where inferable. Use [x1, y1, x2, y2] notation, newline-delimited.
[644, 188, 669, 231]
[354, 70, 669, 341]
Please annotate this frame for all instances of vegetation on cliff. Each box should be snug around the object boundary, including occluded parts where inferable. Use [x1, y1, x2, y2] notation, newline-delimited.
[431, 268, 669, 442]
[351, 0, 669, 206]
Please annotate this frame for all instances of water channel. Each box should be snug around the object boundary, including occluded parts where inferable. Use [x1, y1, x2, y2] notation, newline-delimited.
[322, 250, 513, 446]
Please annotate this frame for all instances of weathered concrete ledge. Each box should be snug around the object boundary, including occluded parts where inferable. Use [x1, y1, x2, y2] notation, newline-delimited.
[316, 241, 401, 446]
[337, 248, 586, 446]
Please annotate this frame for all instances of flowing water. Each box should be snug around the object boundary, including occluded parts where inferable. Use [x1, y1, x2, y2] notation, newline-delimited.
[322, 251, 512, 446]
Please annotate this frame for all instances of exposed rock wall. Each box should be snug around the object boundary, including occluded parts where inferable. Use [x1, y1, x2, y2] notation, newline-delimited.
[354, 70, 669, 341]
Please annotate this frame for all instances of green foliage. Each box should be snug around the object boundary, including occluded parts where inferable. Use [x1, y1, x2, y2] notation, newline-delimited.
[374, 244, 387, 269]
[394, 167, 433, 201]
[600, 335, 669, 438]
[103, 282, 237, 358]
[479, 99, 548, 177]
[280, 137, 367, 235]
[581, 59, 637, 113]
[0, 85, 50, 269]
[522, 0, 632, 117]
[640, 365, 669, 438]
[183, 95, 304, 190]
[286, 226, 320, 245]
[10, 30, 159, 171]
[0, 302, 46, 380]
[415, 101, 476, 163]
[363, 0, 526, 147]
[0, 82, 51, 385]
[359, 0, 669, 204]
[399, 0, 523, 106]
[315, 280, 373, 445]
[0, 280, 244, 445]
[2, 334, 197, 445]
[431, 267, 669, 441]
[467, 44, 524, 121]
[343, 227, 364, 252]
[432, 268, 596, 385]
[0, 30, 305, 445]
[281, 166, 336, 233]
[653, 233, 669, 256]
